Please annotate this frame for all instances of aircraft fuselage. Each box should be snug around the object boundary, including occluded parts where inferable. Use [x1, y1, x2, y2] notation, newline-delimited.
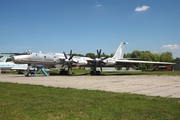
[11, 52, 95, 69]
[12, 53, 63, 65]
[0, 62, 27, 70]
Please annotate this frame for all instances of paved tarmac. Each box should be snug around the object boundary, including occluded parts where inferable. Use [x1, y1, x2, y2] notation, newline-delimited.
[0, 74, 180, 98]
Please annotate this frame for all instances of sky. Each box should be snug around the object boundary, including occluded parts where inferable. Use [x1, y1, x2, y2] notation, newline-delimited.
[0, 0, 180, 58]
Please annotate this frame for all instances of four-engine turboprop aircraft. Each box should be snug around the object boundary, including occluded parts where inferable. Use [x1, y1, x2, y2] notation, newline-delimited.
[2, 42, 127, 76]
[2, 42, 175, 76]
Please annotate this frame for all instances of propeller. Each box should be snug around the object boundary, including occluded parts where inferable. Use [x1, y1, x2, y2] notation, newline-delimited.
[61, 50, 76, 71]
[94, 49, 109, 71]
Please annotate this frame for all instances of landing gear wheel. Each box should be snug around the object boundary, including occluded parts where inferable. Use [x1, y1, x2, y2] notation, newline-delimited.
[90, 71, 95, 75]
[60, 70, 69, 75]
[90, 71, 101, 75]
[96, 71, 101, 75]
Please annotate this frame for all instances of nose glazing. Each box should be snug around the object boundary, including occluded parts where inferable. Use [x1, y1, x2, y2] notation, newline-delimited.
[11, 56, 15, 61]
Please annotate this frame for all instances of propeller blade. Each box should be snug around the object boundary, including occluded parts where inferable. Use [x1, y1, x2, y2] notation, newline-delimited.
[70, 50, 72, 56]
[97, 49, 99, 58]
[63, 52, 67, 59]
[99, 49, 101, 56]
[97, 49, 101, 58]
[68, 63, 72, 70]
[61, 64, 65, 68]
[69, 54, 73, 60]
[100, 64, 102, 71]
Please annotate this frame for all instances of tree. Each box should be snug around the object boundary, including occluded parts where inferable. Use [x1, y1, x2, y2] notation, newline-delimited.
[152, 53, 160, 61]
[131, 50, 141, 58]
[73, 53, 84, 57]
[173, 57, 180, 63]
[101, 52, 109, 58]
[85, 53, 96, 58]
[160, 52, 173, 62]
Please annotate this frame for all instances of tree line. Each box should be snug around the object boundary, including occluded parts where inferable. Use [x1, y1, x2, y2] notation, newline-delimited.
[74, 50, 180, 62]
[122, 50, 180, 70]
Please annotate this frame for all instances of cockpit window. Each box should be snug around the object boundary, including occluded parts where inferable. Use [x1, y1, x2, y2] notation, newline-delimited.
[23, 51, 32, 55]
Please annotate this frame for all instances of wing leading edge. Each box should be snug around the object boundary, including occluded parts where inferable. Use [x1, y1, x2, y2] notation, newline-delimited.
[115, 59, 175, 65]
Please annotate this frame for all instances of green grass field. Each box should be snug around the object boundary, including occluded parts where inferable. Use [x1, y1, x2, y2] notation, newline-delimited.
[2, 68, 180, 76]
[0, 82, 180, 120]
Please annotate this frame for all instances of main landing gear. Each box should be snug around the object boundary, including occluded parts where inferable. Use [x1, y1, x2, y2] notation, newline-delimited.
[90, 70, 101, 75]
[59, 69, 69, 75]
[90, 66, 101, 75]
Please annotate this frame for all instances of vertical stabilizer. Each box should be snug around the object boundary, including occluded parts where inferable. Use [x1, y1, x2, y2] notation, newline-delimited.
[0, 56, 8, 62]
[112, 42, 128, 60]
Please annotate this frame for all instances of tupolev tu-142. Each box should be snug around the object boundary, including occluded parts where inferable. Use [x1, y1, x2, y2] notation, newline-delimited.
[1, 42, 175, 76]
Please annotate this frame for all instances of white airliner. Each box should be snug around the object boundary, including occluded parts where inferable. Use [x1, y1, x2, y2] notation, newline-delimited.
[2, 42, 175, 76]
[0, 62, 28, 71]
[0, 57, 28, 74]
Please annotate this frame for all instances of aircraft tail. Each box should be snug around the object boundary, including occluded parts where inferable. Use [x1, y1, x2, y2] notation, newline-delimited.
[0, 56, 8, 62]
[112, 42, 128, 60]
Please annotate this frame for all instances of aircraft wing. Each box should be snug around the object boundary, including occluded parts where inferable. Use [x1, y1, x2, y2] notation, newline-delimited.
[86, 59, 95, 65]
[11, 67, 27, 70]
[11, 64, 28, 70]
[115, 59, 175, 65]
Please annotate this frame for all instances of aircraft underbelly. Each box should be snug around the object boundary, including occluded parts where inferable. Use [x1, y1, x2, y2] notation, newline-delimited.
[0, 67, 12, 70]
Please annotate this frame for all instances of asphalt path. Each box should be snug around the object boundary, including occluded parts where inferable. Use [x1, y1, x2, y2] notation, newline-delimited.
[0, 74, 180, 98]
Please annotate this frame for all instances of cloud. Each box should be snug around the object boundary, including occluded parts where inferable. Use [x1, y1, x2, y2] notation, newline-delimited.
[161, 44, 180, 50]
[135, 5, 150, 12]
[95, 2, 102, 7]
[95, 4, 102, 7]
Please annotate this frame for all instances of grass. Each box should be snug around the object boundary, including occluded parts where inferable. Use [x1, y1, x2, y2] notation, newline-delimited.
[101, 70, 180, 76]
[0, 82, 180, 120]
[2, 68, 180, 76]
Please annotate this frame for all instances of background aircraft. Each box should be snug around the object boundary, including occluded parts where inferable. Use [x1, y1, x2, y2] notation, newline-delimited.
[2, 42, 175, 76]
[0, 56, 28, 74]
[0, 56, 8, 62]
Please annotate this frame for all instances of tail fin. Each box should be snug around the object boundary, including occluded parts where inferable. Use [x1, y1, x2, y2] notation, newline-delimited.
[0, 56, 8, 62]
[112, 42, 128, 60]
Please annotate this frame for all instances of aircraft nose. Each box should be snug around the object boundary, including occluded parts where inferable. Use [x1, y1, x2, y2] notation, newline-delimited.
[11, 56, 15, 62]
